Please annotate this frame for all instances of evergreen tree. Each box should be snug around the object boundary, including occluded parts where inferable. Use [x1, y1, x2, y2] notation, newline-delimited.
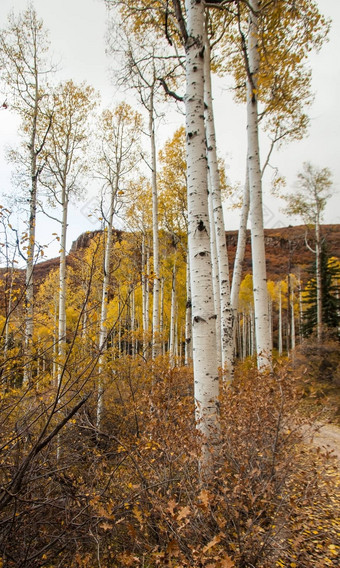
[303, 245, 340, 337]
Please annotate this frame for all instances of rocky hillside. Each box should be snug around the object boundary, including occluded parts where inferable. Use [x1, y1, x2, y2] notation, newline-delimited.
[226, 224, 340, 283]
[1, 225, 339, 293]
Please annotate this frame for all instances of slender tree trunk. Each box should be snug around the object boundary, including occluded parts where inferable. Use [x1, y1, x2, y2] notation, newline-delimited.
[149, 92, 160, 359]
[315, 221, 322, 340]
[278, 283, 283, 356]
[242, 313, 247, 359]
[57, 186, 68, 387]
[142, 234, 150, 358]
[185, 0, 219, 464]
[231, 167, 250, 313]
[160, 276, 165, 355]
[169, 262, 177, 368]
[185, 254, 192, 365]
[24, 164, 38, 385]
[131, 286, 136, 357]
[247, 0, 272, 370]
[291, 290, 296, 351]
[208, 174, 222, 369]
[97, 186, 116, 428]
[204, 28, 233, 381]
[268, 297, 273, 350]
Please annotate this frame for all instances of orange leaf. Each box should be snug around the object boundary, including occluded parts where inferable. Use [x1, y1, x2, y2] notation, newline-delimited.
[219, 555, 235, 568]
[167, 498, 177, 516]
[177, 505, 191, 521]
[203, 535, 221, 553]
[199, 489, 210, 507]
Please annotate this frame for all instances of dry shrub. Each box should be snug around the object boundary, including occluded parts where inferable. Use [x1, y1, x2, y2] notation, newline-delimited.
[1, 357, 339, 567]
[293, 335, 340, 422]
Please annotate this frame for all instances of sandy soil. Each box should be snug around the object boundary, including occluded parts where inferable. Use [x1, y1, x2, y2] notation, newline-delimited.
[308, 423, 340, 461]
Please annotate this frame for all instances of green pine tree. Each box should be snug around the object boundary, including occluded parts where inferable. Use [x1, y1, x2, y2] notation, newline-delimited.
[303, 244, 340, 337]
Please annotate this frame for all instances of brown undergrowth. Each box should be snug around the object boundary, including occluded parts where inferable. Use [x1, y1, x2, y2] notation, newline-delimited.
[0, 355, 339, 567]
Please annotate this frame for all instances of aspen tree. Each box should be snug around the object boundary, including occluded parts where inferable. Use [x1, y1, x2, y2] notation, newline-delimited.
[106, 0, 220, 456]
[204, 21, 233, 381]
[95, 103, 141, 427]
[179, 0, 219, 458]
[0, 6, 54, 383]
[244, 0, 272, 369]
[107, 25, 172, 360]
[283, 163, 333, 341]
[217, 0, 329, 366]
[42, 81, 96, 387]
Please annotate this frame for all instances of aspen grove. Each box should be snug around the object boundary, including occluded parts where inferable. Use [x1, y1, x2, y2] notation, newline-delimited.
[0, 2, 339, 567]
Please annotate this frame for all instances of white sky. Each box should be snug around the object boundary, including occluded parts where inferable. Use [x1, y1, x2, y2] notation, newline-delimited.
[0, 0, 339, 260]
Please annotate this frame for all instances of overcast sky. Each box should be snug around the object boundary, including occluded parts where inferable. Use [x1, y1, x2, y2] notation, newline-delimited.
[0, 0, 339, 259]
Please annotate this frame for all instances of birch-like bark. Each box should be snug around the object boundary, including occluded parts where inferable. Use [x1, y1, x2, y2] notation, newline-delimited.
[247, 0, 272, 370]
[208, 176, 222, 369]
[0, 9, 52, 384]
[231, 167, 250, 312]
[204, 30, 233, 380]
[169, 263, 177, 368]
[185, 0, 219, 457]
[149, 91, 161, 359]
[185, 255, 193, 365]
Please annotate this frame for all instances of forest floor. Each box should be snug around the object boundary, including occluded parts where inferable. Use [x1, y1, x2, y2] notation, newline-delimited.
[310, 423, 340, 461]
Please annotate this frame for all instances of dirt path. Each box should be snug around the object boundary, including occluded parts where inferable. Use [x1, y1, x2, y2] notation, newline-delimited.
[308, 423, 340, 461]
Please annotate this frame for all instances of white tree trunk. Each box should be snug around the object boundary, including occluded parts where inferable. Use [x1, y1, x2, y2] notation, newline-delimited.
[185, 254, 193, 365]
[185, 0, 219, 461]
[231, 168, 250, 312]
[169, 262, 177, 368]
[208, 174, 222, 369]
[247, 0, 272, 370]
[149, 94, 160, 359]
[204, 29, 233, 381]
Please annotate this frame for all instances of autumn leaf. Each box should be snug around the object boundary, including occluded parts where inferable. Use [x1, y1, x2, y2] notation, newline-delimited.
[177, 505, 191, 521]
[219, 556, 235, 568]
[198, 489, 210, 507]
[100, 521, 112, 531]
[167, 498, 177, 516]
[203, 535, 221, 554]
